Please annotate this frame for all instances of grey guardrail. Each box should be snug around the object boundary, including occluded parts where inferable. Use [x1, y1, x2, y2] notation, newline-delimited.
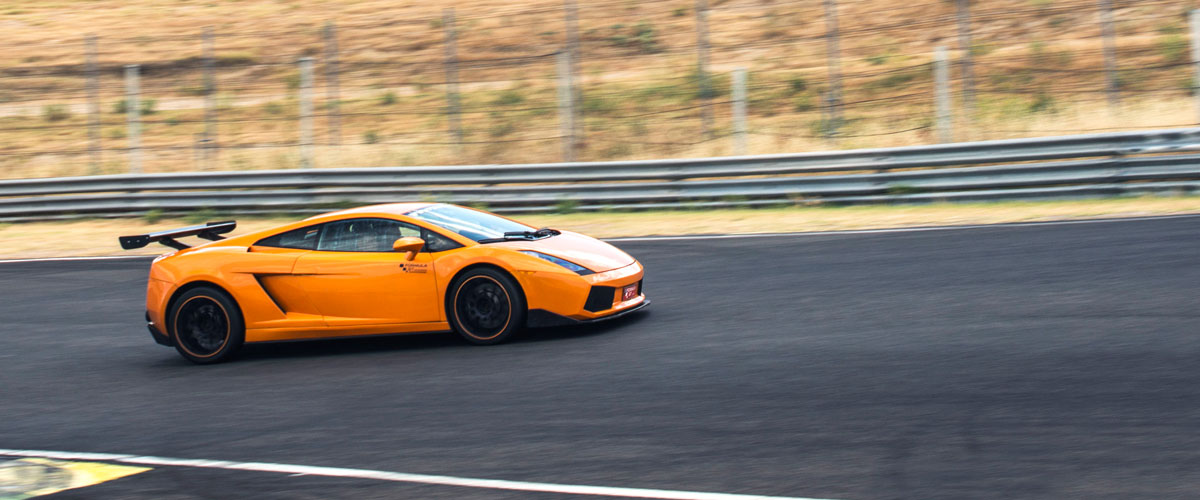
[3, 127, 1200, 220]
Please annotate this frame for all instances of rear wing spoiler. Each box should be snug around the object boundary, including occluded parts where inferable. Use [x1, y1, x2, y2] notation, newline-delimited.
[119, 221, 236, 251]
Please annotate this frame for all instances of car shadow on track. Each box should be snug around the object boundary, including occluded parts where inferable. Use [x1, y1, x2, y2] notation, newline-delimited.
[233, 310, 650, 362]
[518, 309, 651, 344]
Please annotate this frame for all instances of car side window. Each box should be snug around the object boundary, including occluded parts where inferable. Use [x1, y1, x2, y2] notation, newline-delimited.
[255, 225, 321, 250]
[421, 228, 463, 253]
[317, 218, 421, 252]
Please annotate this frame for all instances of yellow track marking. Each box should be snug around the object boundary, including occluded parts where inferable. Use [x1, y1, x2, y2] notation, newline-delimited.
[0, 458, 150, 499]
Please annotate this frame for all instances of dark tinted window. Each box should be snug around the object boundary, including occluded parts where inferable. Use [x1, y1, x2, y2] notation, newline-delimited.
[255, 225, 321, 250]
[317, 218, 420, 252]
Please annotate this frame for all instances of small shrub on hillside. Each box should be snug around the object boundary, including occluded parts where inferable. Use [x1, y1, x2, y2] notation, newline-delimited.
[489, 121, 516, 137]
[871, 70, 921, 90]
[263, 101, 285, 115]
[866, 53, 890, 66]
[140, 98, 157, 115]
[1178, 76, 1197, 96]
[809, 118, 841, 138]
[185, 208, 220, 224]
[143, 208, 164, 224]
[688, 68, 728, 100]
[1028, 92, 1055, 113]
[363, 130, 380, 144]
[1159, 34, 1188, 64]
[583, 95, 617, 114]
[608, 20, 662, 54]
[627, 120, 649, 136]
[1114, 69, 1142, 91]
[793, 94, 815, 112]
[970, 43, 995, 57]
[599, 143, 632, 159]
[179, 85, 207, 96]
[42, 104, 69, 122]
[1158, 23, 1184, 35]
[788, 76, 808, 94]
[555, 199, 579, 214]
[379, 91, 397, 106]
[284, 72, 301, 91]
[216, 52, 255, 65]
[492, 89, 524, 106]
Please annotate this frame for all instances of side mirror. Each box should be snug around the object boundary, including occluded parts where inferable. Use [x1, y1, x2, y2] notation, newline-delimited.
[393, 237, 425, 261]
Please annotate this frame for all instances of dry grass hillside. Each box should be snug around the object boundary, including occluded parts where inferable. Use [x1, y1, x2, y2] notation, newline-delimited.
[0, 0, 1197, 177]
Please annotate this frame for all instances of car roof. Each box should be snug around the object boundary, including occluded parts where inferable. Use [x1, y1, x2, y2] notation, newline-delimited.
[305, 202, 439, 220]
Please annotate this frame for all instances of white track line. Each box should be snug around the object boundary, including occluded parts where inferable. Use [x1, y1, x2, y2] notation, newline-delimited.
[4, 213, 1199, 264]
[0, 255, 153, 264]
[606, 213, 1200, 242]
[0, 449, 835, 500]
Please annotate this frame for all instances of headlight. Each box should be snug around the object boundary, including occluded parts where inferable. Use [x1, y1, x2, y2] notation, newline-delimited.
[520, 250, 594, 276]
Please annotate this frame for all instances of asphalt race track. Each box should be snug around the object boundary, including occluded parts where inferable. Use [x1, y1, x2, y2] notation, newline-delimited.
[3, 216, 1200, 499]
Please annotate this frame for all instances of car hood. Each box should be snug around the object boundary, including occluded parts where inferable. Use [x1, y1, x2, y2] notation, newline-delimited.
[489, 230, 635, 272]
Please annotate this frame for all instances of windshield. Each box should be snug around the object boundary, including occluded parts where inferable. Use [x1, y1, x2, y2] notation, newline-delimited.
[407, 204, 534, 242]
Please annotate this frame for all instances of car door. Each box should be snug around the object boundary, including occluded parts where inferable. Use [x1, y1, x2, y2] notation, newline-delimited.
[292, 218, 442, 327]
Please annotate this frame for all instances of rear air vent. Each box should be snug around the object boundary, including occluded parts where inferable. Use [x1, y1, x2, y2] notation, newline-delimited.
[584, 286, 615, 312]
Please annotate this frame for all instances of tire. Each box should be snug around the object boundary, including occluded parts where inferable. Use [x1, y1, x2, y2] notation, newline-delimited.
[447, 268, 526, 345]
[168, 286, 245, 364]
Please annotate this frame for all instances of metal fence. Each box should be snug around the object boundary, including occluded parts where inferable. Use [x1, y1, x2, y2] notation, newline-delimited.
[2, 127, 1199, 221]
[3, 1, 1200, 178]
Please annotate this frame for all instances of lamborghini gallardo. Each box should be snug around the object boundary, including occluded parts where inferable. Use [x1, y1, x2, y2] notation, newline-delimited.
[121, 203, 648, 364]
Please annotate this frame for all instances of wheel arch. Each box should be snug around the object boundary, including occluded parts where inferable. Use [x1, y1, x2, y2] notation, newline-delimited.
[447, 262, 525, 295]
[164, 280, 242, 334]
[444, 262, 527, 314]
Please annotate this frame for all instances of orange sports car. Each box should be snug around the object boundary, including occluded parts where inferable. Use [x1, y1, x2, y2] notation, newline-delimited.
[120, 203, 648, 364]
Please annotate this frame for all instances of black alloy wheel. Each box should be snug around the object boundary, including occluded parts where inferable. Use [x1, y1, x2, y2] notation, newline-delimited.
[449, 268, 526, 345]
[169, 286, 245, 364]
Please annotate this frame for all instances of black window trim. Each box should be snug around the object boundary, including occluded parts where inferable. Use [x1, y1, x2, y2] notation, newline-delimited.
[252, 224, 323, 251]
[254, 217, 464, 254]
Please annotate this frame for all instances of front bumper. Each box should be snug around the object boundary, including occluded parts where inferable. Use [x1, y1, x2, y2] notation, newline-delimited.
[527, 299, 650, 328]
[520, 259, 647, 326]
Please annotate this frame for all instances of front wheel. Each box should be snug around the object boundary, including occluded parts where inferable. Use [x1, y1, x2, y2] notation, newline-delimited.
[448, 268, 526, 345]
[169, 286, 244, 364]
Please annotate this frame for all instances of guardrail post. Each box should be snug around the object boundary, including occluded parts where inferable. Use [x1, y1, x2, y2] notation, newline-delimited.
[324, 21, 342, 147]
[1098, 0, 1120, 110]
[564, 0, 584, 147]
[442, 9, 464, 155]
[299, 57, 314, 169]
[823, 0, 843, 138]
[202, 27, 218, 170]
[732, 68, 747, 155]
[935, 46, 953, 143]
[124, 64, 142, 175]
[695, 0, 713, 139]
[556, 51, 576, 162]
[955, 0, 975, 122]
[85, 34, 101, 174]
[1191, 9, 1200, 124]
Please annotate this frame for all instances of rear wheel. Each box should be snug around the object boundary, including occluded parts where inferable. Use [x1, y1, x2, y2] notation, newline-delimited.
[448, 268, 526, 345]
[169, 286, 244, 364]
